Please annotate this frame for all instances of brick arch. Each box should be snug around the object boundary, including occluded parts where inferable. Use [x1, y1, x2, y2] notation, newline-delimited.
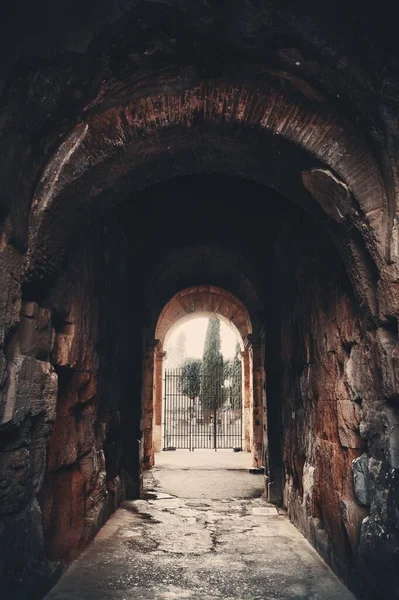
[31, 78, 386, 220]
[155, 286, 253, 350]
[26, 72, 387, 287]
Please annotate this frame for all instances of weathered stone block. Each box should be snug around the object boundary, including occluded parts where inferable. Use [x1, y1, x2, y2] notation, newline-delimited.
[40, 465, 86, 561]
[83, 494, 108, 545]
[21, 301, 37, 319]
[19, 302, 53, 360]
[385, 406, 399, 469]
[302, 168, 351, 223]
[77, 412, 97, 454]
[0, 447, 30, 514]
[0, 244, 22, 348]
[47, 415, 78, 471]
[345, 343, 374, 404]
[51, 328, 76, 368]
[0, 355, 57, 427]
[378, 266, 399, 321]
[352, 453, 370, 506]
[316, 399, 338, 443]
[80, 448, 103, 494]
[339, 498, 368, 556]
[376, 327, 399, 400]
[30, 438, 48, 496]
[0, 348, 7, 388]
[78, 372, 97, 403]
[0, 422, 54, 515]
[86, 469, 107, 509]
[337, 400, 362, 449]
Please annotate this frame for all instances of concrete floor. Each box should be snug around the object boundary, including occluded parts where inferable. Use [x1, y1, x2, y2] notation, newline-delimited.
[153, 449, 264, 499]
[155, 448, 254, 470]
[44, 451, 357, 600]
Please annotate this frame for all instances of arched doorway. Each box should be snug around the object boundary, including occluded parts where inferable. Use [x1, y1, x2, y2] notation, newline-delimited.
[142, 286, 265, 473]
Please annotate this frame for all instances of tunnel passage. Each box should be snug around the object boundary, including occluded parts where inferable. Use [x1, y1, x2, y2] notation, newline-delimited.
[1, 3, 399, 597]
[2, 170, 397, 600]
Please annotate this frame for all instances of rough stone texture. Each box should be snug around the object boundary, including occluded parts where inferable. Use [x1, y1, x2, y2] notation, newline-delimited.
[38, 219, 138, 570]
[0, 240, 59, 596]
[19, 302, 54, 361]
[26, 77, 386, 287]
[271, 221, 399, 599]
[0, 233, 105, 597]
[0, 213, 143, 597]
[1, 356, 57, 429]
[352, 454, 370, 507]
[1, 2, 399, 597]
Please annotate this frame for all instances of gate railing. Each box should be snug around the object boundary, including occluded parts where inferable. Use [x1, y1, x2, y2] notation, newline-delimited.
[163, 366, 242, 450]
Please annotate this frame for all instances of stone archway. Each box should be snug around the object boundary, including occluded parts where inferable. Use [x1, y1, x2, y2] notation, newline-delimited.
[2, 5, 399, 597]
[25, 74, 388, 317]
[142, 285, 265, 472]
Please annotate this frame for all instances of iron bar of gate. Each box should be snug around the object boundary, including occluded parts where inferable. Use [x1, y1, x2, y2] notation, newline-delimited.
[214, 371, 217, 451]
[189, 394, 192, 452]
[163, 365, 243, 451]
[163, 368, 168, 449]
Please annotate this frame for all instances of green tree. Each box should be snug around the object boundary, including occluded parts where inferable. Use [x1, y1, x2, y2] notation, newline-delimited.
[223, 358, 233, 381]
[180, 358, 201, 399]
[223, 343, 242, 409]
[199, 318, 224, 410]
[230, 342, 242, 409]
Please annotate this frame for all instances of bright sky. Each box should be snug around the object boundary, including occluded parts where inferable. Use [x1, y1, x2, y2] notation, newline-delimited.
[165, 316, 238, 359]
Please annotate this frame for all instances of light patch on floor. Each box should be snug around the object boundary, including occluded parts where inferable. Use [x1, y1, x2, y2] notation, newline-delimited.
[44, 452, 356, 600]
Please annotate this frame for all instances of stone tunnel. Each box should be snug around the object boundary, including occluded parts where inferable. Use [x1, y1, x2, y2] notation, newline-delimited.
[0, 2, 398, 599]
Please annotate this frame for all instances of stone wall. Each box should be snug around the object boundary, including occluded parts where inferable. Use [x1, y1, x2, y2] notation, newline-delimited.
[0, 213, 142, 598]
[0, 234, 59, 597]
[39, 214, 143, 569]
[0, 3, 398, 596]
[273, 221, 399, 599]
[38, 225, 110, 567]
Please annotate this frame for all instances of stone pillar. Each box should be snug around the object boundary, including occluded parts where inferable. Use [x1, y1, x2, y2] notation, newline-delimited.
[141, 341, 158, 470]
[153, 348, 167, 452]
[241, 349, 252, 452]
[248, 335, 266, 469]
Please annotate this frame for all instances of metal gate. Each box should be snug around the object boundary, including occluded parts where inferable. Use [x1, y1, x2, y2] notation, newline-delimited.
[163, 365, 242, 450]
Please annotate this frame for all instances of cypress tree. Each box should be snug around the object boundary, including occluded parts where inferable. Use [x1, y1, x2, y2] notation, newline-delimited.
[223, 342, 242, 409]
[199, 318, 224, 410]
[230, 342, 242, 409]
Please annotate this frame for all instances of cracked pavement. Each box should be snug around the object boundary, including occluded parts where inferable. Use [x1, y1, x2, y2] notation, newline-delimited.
[44, 452, 357, 600]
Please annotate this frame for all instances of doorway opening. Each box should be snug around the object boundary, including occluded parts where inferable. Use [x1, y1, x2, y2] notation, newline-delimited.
[144, 285, 266, 472]
[163, 315, 244, 452]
